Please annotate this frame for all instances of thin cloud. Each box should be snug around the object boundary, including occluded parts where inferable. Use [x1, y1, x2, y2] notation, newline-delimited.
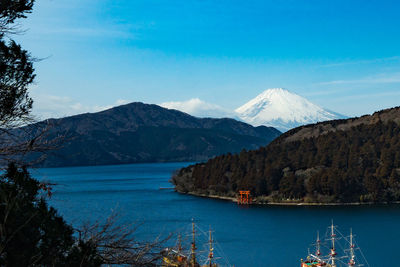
[318, 72, 400, 85]
[332, 91, 400, 101]
[160, 98, 235, 118]
[31, 91, 130, 119]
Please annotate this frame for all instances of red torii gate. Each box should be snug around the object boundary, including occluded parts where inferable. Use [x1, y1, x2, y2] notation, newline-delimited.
[237, 190, 252, 204]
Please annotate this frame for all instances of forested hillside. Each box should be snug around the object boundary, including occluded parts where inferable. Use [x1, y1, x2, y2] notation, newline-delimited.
[173, 107, 400, 203]
[24, 102, 280, 167]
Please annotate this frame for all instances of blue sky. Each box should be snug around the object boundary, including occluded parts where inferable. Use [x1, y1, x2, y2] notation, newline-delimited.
[15, 0, 400, 119]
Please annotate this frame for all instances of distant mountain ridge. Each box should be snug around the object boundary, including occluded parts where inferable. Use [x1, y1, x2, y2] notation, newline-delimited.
[235, 88, 346, 132]
[28, 102, 281, 167]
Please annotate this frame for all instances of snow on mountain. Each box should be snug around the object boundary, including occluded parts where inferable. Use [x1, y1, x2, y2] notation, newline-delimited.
[235, 88, 346, 132]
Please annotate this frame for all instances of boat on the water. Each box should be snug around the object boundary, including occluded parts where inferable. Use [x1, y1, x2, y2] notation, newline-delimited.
[162, 221, 219, 267]
[301, 222, 369, 267]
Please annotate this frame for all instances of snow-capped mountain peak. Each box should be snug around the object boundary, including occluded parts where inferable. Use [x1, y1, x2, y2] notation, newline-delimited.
[235, 88, 345, 132]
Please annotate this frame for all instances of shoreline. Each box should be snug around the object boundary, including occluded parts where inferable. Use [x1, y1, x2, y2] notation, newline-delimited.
[181, 191, 400, 206]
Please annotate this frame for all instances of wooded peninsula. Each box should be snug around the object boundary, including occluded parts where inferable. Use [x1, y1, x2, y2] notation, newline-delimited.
[172, 107, 400, 204]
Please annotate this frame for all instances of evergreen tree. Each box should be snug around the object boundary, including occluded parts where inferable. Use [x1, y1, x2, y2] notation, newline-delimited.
[174, 107, 400, 204]
[0, 0, 35, 129]
[0, 2, 165, 266]
[0, 163, 103, 266]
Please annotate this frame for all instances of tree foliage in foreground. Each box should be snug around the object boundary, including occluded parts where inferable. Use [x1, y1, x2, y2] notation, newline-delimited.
[0, 163, 166, 266]
[0, 0, 46, 166]
[0, 1, 167, 266]
[0, 0, 35, 128]
[0, 163, 101, 265]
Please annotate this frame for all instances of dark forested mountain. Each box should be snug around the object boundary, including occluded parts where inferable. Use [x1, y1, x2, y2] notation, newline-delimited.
[26, 102, 280, 167]
[172, 107, 400, 204]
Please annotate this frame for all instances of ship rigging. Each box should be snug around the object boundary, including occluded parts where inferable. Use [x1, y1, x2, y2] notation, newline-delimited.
[162, 220, 229, 267]
[301, 221, 369, 267]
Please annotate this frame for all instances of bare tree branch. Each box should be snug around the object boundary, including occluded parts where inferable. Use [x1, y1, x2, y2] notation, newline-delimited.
[76, 212, 170, 266]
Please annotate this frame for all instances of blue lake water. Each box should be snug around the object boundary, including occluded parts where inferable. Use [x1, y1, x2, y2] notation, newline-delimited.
[32, 162, 400, 267]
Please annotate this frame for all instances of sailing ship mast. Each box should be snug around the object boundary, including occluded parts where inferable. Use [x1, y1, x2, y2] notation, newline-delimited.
[162, 221, 225, 267]
[208, 227, 214, 267]
[330, 221, 337, 267]
[178, 233, 183, 253]
[349, 228, 356, 266]
[316, 231, 321, 256]
[302, 223, 369, 267]
[190, 220, 197, 267]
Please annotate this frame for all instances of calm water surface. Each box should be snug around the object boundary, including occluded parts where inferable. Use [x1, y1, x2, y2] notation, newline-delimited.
[33, 162, 400, 267]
